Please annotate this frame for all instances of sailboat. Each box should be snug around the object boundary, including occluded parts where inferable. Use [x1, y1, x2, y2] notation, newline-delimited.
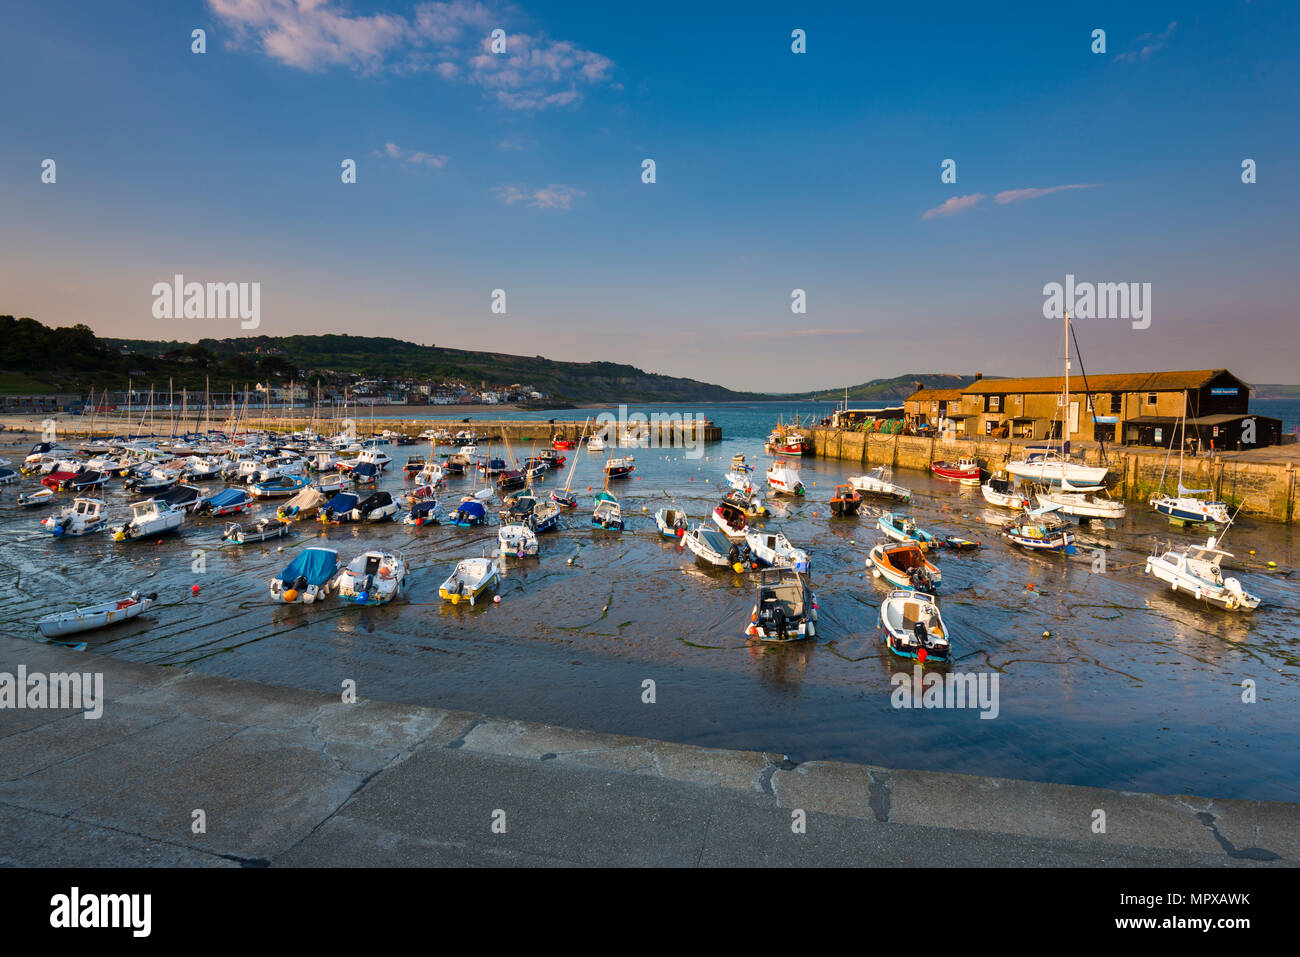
[1005, 312, 1110, 487]
[552, 417, 588, 507]
[1149, 393, 1230, 524]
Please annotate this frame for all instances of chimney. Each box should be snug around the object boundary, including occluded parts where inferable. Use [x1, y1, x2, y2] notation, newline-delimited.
[973, 373, 983, 381]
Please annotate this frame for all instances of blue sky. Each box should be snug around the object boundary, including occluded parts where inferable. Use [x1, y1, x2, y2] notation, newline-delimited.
[2, 0, 1298, 389]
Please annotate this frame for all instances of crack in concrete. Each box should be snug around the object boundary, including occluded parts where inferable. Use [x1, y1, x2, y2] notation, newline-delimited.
[445, 716, 484, 750]
[1195, 811, 1280, 861]
[867, 769, 891, 823]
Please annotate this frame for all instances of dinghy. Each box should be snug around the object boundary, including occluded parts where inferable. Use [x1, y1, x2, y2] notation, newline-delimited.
[849, 466, 911, 502]
[498, 524, 540, 559]
[745, 530, 810, 572]
[868, 541, 941, 590]
[1001, 507, 1077, 554]
[712, 500, 749, 538]
[43, 497, 108, 537]
[730, 453, 752, 472]
[1144, 535, 1259, 611]
[438, 557, 500, 605]
[877, 512, 937, 548]
[222, 518, 291, 545]
[17, 487, 55, 508]
[592, 490, 624, 530]
[829, 484, 861, 516]
[879, 589, 951, 662]
[655, 507, 688, 539]
[36, 591, 158, 638]
[111, 500, 185, 541]
[448, 499, 488, 527]
[269, 547, 339, 603]
[745, 569, 818, 641]
[765, 460, 805, 496]
[338, 550, 408, 605]
[404, 499, 440, 527]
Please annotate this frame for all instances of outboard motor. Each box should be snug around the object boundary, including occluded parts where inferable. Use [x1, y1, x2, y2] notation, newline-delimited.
[772, 606, 787, 638]
[913, 621, 930, 649]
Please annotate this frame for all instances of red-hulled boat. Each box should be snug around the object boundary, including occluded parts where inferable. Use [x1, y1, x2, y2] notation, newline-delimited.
[931, 457, 981, 481]
[41, 470, 78, 490]
[552, 435, 576, 450]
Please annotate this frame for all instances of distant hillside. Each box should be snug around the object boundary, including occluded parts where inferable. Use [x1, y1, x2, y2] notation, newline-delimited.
[1250, 384, 1300, 401]
[0, 317, 764, 404]
[793, 373, 995, 402]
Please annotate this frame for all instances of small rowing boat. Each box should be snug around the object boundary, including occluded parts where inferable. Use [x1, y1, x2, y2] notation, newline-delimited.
[438, 557, 500, 605]
[868, 541, 941, 591]
[877, 512, 937, 548]
[36, 590, 158, 638]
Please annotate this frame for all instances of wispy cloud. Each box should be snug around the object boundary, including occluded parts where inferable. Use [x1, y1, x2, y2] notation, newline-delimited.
[738, 329, 871, 339]
[494, 184, 584, 209]
[1115, 21, 1177, 63]
[379, 142, 448, 169]
[922, 193, 985, 219]
[994, 183, 1100, 204]
[206, 1, 615, 109]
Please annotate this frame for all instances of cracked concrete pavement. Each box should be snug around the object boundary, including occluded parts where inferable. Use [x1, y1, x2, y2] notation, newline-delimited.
[0, 637, 1295, 867]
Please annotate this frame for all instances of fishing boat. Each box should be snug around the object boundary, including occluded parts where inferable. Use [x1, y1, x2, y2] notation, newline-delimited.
[42, 497, 108, 537]
[337, 550, 408, 605]
[448, 499, 489, 527]
[1144, 536, 1259, 611]
[438, 557, 500, 605]
[848, 466, 910, 502]
[603, 455, 635, 478]
[1037, 483, 1126, 520]
[931, 457, 981, 481]
[681, 524, 747, 570]
[586, 432, 607, 452]
[277, 486, 324, 521]
[655, 507, 688, 539]
[530, 499, 560, 533]
[1001, 507, 1077, 554]
[745, 569, 818, 641]
[552, 435, 576, 450]
[111, 500, 186, 541]
[200, 487, 252, 517]
[269, 547, 339, 603]
[765, 460, 805, 496]
[981, 474, 1029, 510]
[404, 498, 440, 527]
[765, 425, 810, 456]
[403, 455, 426, 474]
[829, 484, 862, 516]
[36, 590, 158, 638]
[592, 490, 624, 530]
[17, 487, 55, 508]
[745, 530, 810, 572]
[868, 541, 942, 590]
[712, 500, 749, 538]
[498, 524, 540, 558]
[878, 512, 937, 548]
[879, 589, 951, 662]
[221, 518, 291, 545]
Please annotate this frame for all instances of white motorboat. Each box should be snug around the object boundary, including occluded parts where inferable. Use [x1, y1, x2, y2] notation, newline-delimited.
[724, 471, 760, 495]
[981, 474, 1030, 510]
[682, 524, 748, 570]
[42, 497, 108, 537]
[712, 500, 749, 538]
[587, 432, 607, 452]
[1037, 485, 1126, 520]
[438, 557, 500, 605]
[849, 466, 911, 502]
[36, 590, 158, 638]
[337, 550, 408, 605]
[1144, 536, 1259, 611]
[498, 524, 539, 558]
[879, 589, 951, 662]
[765, 460, 805, 496]
[592, 491, 623, 530]
[222, 518, 291, 545]
[745, 530, 810, 572]
[18, 487, 56, 508]
[269, 547, 340, 603]
[111, 500, 186, 541]
[745, 568, 817, 641]
[1005, 451, 1109, 486]
[655, 507, 688, 539]
[868, 541, 942, 591]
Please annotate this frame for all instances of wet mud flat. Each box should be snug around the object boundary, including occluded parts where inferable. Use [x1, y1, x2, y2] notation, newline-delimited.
[1, 439, 1297, 802]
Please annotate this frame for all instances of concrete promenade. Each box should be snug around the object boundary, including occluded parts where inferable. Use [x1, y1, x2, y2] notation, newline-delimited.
[0, 637, 1295, 867]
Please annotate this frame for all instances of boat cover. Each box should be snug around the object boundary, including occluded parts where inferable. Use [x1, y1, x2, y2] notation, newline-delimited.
[207, 487, 249, 508]
[324, 492, 359, 512]
[352, 463, 378, 479]
[359, 491, 392, 510]
[454, 500, 486, 519]
[278, 548, 338, 586]
[409, 500, 438, 519]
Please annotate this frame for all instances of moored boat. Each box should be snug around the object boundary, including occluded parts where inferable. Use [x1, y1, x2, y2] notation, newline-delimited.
[868, 541, 941, 590]
[36, 590, 158, 638]
[1001, 507, 1077, 554]
[981, 474, 1029, 510]
[448, 499, 489, 527]
[498, 524, 540, 558]
[877, 512, 937, 548]
[745, 568, 818, 641]
[931, 457, 981, 481]
[1144, 535, 1259, 611]
[592, 490, 624, 530]
[338, 550, 408, 605]
[745, 530, 810, 571]
[222, 518, 291, 545]
[111, 500, 185, 542]
[765, 460, 805, 496]
[269, 547, 339, 603]
[438, 557, 500, 605]
[829, 484, 861, 516]
[712, 500, 749, 538]
[42, 497, 108, 537]
[655, 507, 688, 539]
[879, 589, 951, 662]
[849, 466, 911, 502]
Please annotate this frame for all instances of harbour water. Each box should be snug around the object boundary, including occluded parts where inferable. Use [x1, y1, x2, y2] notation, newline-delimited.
[2, 404, 1297, 803]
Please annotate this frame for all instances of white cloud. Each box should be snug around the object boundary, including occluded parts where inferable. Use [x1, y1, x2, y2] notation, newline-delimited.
[381, 142, 449, 169]
[922, 193, 985, 219]
[994, 183, 1100, 204]
[494, 184, 584, 209]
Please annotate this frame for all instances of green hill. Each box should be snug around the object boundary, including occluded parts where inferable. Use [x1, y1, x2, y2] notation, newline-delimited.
[793, 373, 995, 402]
